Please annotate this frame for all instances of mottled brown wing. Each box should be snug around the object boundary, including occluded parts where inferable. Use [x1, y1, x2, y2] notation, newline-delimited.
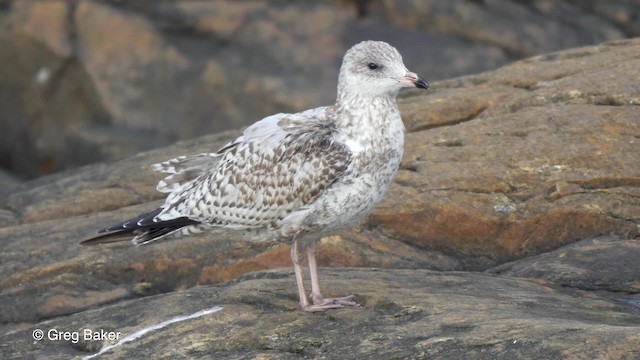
[156, 114, 352, 230]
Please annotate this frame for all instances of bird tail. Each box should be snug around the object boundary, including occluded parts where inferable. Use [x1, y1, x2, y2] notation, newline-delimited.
[80, 208, 199, 246]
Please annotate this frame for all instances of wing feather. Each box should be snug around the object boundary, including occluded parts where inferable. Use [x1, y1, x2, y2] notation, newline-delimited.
[156, 107, 352, 230]
[83, 107, 347, 246]
[152, 153, 221, 193]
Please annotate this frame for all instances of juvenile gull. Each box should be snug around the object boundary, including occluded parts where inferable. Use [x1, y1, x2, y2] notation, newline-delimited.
[82, 41, 429, 312]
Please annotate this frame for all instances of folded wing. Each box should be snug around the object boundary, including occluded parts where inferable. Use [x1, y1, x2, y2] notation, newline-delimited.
[82, 107, 352, 245]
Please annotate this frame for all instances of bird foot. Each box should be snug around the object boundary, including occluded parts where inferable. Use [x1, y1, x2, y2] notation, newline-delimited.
[300, 294, 360, 312]
[301, 303, 345, 312]
[313, 293, 359, 306]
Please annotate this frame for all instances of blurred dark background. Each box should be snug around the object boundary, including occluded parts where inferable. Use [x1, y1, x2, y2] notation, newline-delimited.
[0, 0, 638, 193]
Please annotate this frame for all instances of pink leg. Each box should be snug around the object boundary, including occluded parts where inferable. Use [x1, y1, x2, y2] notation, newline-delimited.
[306, 241, 359, 309]
[291, 238, 343, 312]
[290, 236, 311, 310]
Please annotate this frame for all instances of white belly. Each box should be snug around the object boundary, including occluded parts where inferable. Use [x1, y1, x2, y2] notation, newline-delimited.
[278, 107, 405, 237]
[304, 139, 403, 231]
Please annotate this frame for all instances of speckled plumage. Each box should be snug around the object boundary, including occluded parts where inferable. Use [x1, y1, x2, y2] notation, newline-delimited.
[152, 108, 353, 242]
[84, 41, 429, 311]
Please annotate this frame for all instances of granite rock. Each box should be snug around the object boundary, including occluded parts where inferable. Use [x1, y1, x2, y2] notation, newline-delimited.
[0, 35, 639, 359]
[2, 266, 639, 359]
[0, 0, 638, 179]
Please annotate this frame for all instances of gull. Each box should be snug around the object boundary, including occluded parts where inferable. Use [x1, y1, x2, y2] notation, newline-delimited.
[82, 41, 429, 312]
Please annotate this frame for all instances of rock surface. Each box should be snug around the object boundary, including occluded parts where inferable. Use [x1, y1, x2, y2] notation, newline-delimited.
[489, 235, 640, 294]
[0, 37, 639, 359]
[2, 263, 640, 359]
[1, 0, 639, 180]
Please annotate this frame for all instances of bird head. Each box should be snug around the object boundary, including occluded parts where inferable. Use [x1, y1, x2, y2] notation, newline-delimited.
[337, 41, 429, 100]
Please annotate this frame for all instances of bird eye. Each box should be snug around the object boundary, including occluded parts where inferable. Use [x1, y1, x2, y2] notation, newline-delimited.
[367, 63, 379, 70]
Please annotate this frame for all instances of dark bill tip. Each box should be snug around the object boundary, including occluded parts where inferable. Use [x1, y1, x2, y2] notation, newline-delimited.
[414, 77, 430, 89]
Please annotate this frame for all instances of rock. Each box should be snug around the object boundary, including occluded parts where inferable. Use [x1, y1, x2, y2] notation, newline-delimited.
[0, 1, 157, 179]
[0, 0, 73, 57]
[1, 1, 638, 179]
[380, 0, 627, 58]
[1, 36, 639, 359]
[375, 38, 640, 263]
[1, 38, 639, 333]
[0, 194, 456, 328]
[2, 268, 639, 359]
[489, 235, 640, 294]
[0, 168, 21, 195]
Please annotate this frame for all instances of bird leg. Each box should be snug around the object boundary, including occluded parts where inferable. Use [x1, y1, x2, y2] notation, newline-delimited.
[306, 241, 359, 309]
[290, 236, 312, 310]
[290, 237, 356, 312]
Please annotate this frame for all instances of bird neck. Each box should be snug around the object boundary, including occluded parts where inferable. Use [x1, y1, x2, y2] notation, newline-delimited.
[334, 93, 399, 129]
[332, 93, 405, 153]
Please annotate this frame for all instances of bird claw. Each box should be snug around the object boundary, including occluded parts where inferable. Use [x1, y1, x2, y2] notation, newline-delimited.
[301, 303, 345, 312]
[300, 294, 360, 312]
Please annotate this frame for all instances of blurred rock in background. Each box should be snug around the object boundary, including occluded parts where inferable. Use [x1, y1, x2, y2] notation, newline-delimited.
[0, 0, 638, 188]
[1, 3, 639, 356]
